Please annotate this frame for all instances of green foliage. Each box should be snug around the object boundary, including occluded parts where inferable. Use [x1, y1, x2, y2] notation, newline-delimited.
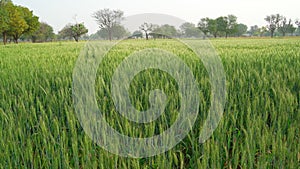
[207, 19, 218, 38]
[224, 15, 238, 37]
[91, 25, 129, 40]
[249, 25, 259, 36]
[180, 22, 202, 38]
[278, 17, 296, 36]
[130, 30, 143, 39]
[59, 23, 88, 42]
[0, 1, 39, 44]
[216, 16, 228, 36]
[152, 24, 178, 38]
[70, 23, 88, 42]
[18, 5, 40, 36]
[0, 1, 13, 44]
[31, 22, 55, 42]
[198, 17, 210, 36]
[235, 23, 248, 36]
[7, 4, 29, 43]
[265, 14, 282, 38]
[199, 15, 238, 38]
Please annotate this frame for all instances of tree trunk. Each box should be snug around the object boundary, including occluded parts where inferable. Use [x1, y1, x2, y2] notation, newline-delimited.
[203, 33, 207, 39]
[14, 36, 18, 44]
[270, 30, 274, 38]
[74, 36, 79, 42]
[2, 32, 7, 45]
[108, 29, 112, 41]
[282, 32, 285, 37]
[32, 36, 37, 43]
[145, 32, 149, 40]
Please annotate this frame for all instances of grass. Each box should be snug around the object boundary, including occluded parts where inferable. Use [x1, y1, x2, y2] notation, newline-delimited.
[0, 38, 299, 168]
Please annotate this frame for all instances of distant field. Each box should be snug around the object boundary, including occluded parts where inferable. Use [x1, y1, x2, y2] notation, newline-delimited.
[0, 38, 299, 168]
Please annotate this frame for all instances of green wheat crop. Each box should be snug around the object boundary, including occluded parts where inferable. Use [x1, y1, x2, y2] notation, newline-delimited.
[0, 38, 299, 168]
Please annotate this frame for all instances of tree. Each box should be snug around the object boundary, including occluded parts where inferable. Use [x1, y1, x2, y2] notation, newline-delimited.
[93, 9, 124, 41]
[152, 24, 178, 38]
[131, 30, 143, 39]
[7, 5, 29, 43]
[58, 24, 73, 40]
[180, 22, 202, 38]
[111, 25, 130, 39]
[31, 22, 55, 42]
[0, 0, 11, 44]
[90, 25, 129, 40]
[58, 23, 88, 42]
[265, 14, 282, 38]
[89, 29, 106, 40]
[296, 20, 300, 28]
[198, 18, 210, 38]
[207, 19, 218, 38]
[258, 26, 267, 37]
[224, 15, 238, 38]
[18, 6, 39, 37]
[11, 5, 39, 43]
[248, 25, 259, 36]
[288, 25, 296, 36]
[235, 23, 248, 37]
[216, 17, 227, 37]
[294, 20, 300, 35]
[0, 1, 39, 44]
[139, 22, 154, 40]
[71, 23, 88, 42]
[278, 17, 294, 36]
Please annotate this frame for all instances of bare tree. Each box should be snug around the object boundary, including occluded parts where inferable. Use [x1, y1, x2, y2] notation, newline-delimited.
[296, 20, 300, 28]
[139, 23, 154, 40]
[265, 14, 282, 38]
[278, 17, 294, 36]
[93, 9, 124, 41]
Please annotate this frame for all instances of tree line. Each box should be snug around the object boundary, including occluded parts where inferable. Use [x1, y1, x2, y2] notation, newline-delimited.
[90, 9, 300, 40]
[1, 1, 300, 44]
[0, 0, 89, 44]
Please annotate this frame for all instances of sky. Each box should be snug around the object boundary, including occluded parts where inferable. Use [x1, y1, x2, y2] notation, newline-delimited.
[14, 0, 300, 34]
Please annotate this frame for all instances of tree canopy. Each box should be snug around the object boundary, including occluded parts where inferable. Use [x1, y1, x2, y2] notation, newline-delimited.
[93, 9, 124, 41]
[90, 25, 130, 40]
[31, 22, 55, 42]
[58, 23, 88, 42]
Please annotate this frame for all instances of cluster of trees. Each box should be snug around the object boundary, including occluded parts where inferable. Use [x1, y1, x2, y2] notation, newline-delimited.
[90, 9, 300, 40]
[2, 3, 300, 44]
[0, 0, 40, 44]
[138, 23, 179, 39]
[198, 14, 300, 38]
[134, 17, 243, 39]
[90, 24, 130, 40]
[89, 9, 202, 40]
[58, 23, 88, 42]
[31, 22, 55, 43]
[0, 0, 89, 44]
[198, 15, 248, 38]
[264, 14, 298, 37]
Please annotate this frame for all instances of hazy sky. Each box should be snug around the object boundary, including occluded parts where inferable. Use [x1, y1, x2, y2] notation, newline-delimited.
[14, 0, 300, 34]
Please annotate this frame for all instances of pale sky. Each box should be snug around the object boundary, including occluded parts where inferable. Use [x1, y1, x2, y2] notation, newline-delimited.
[14, 0, 300, 34]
